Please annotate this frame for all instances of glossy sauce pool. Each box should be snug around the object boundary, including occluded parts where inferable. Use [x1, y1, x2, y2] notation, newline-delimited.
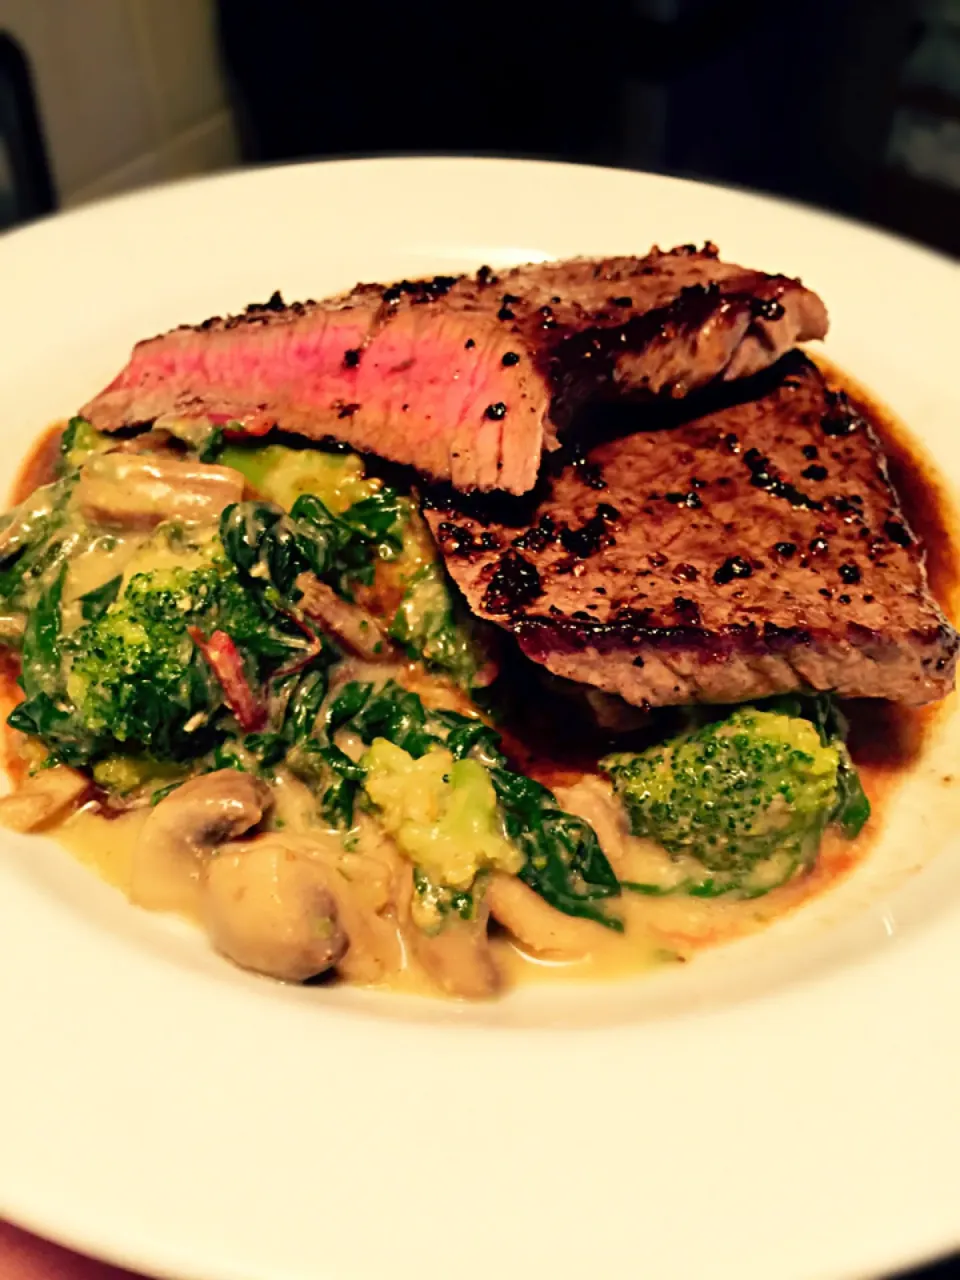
[3, 363, 958, 996]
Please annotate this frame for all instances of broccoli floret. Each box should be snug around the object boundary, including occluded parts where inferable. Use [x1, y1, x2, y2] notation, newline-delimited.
[65, 557, 252, 754]
[603, 708, 861, 896]
[217, 442, 379, 513]
[48, 526, 307, 760]
[361, 738, 522, 912]
[92, 753, 187, 797]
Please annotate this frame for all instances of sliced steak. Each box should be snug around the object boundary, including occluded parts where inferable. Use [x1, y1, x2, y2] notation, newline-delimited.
[81, 245, 826, 496]
[424, 354, 958, 707]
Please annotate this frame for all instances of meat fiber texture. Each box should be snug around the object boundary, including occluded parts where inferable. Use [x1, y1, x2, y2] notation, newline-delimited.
[424, 355, 959, 708]
[81, 244, 827, 495]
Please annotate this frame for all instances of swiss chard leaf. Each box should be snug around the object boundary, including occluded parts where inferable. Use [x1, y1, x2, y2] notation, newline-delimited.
[221, 489, 407, 606]
[325, 680, 374, 734]
[242, 732, 288, 768]
[315, 744, 365, 828]
[78, 574, 122, 621]
[21, 563, 66, 698]
[197, 426, 224, 463]
[430, 709, 501, 762]
[834, 743, 871, 837]
[280, 666, 330, 743]
[492, 767, 623, 929]
[0, 477, 78, 615]
[347, 680, 436, 758]
[220, 501, 307, 598]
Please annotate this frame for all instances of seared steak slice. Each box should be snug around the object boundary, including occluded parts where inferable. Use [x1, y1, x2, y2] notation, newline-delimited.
[81, 245, 826, 496]
[424, 355, 958, 707]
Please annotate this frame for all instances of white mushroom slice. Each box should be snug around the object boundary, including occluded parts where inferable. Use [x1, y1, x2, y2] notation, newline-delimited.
[486, 871, 610, 959]
[411, 910, 501, 999]
[77, 453, 244, 529]
[322, 872, 402, 986]
[295, 573, 395, 660]
[0, 613, 25, 644]
[202, 837, 349, 982]
[281, 830, 404, 986]
[0, 765, 91, 832]
[131, 770, 271, 914]
[399, 867, 500, 999]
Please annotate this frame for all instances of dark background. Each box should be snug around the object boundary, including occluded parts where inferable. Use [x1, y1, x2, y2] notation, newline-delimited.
[216, 0, 960, 258]
[2, 0, 959, 256]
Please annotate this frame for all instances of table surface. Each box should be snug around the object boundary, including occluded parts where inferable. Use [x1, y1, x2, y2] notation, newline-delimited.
[2, 1219, 958, 1280]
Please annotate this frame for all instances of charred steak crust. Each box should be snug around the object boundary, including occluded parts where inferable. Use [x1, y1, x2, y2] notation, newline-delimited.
[81, 244, 827, 496]
[424, 354, 959, 707]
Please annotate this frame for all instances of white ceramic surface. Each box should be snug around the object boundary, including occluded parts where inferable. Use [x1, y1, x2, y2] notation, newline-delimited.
[1, 158, 959, 1280]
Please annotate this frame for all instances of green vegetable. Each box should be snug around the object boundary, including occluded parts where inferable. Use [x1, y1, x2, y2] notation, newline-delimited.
[65, 563, 242, 758]
[603, 703, 869, 898]
[77, 574, 122, 621]
[362, 738, 522, 892]
[11, 530, 332, 764]
[342, 679, 435, 757]
[7, 564, 90, 759]
[19, 563, 66, 700]
[764, 693, 871, 839]
[0, 477, 83, 617]
[323, 679, 621, 928]
[92, 754, 186, 796]
[217, 442, 378, 513]
[220, 491, 407, 603]
[316, 744, 366, 828]
[149, 416, 224, 462]
[491, 767, 623, 926]
[411, 867, 476, 931]
[389, 562, 490, 688]
[221, 482, 492, 689]
[59, 417, 112, 471]
[278, 666, 330, 743]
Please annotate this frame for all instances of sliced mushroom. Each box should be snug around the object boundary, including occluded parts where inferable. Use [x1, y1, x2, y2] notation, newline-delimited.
[555, 775, 654, 883]
[486, 871, 610, 960]
[398, 867, 500, 999]
[107, 428, 181, 457]
[202, 836, 349, 982]
[201, 830, 403, 984]
[77, 453, 244, 529]
[0, 765, 91, 832]
[284, 829, 404, 986]
[131, 769, 271, 914]
[295, 573, 395, 660]
[0, 613, 25, 644]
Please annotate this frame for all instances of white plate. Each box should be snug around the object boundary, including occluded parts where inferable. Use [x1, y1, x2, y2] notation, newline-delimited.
[1, 158, 960, 1280]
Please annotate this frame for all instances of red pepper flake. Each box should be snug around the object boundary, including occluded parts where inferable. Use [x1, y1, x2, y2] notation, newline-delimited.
[188, 627, 266, 731]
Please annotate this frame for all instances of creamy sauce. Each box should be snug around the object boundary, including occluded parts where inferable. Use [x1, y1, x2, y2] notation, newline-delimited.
[3, 375, 959, 997]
